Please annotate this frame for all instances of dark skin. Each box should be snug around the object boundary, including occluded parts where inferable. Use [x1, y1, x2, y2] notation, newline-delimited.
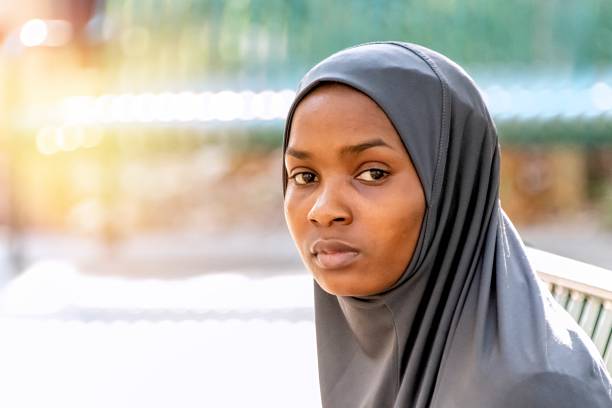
[284, 83, 426, 297]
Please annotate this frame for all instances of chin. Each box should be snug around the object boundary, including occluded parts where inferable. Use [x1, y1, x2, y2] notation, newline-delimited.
[301, 255, 388, 296]
[313, 274, 374, 297]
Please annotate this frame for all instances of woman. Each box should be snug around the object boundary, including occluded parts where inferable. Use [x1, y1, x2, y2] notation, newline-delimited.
[282, 42, 612, 407]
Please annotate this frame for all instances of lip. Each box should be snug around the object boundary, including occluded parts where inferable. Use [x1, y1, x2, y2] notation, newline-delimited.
[310, 239, 361, 270]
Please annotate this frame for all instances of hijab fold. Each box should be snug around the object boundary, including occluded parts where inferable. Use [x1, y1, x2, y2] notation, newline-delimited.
[283, 42, 612, 407]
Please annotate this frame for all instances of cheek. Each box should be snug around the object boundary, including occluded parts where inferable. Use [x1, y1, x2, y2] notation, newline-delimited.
[386, 195, 424, 244]
[363, 181, 424, 230]
[363, 190, 425, 276]
[283, 191, 310, 241]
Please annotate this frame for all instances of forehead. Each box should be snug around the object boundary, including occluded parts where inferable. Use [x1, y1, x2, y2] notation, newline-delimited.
[287, 83, 406, 151]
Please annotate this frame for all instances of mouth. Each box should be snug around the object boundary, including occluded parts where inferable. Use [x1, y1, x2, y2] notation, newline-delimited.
[310, 239, 361, 270]
[315, 251, 360, 270]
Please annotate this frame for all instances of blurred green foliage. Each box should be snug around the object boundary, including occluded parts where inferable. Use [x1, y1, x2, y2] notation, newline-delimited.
[104, 0, 612, 89]
[95, 1, 612, 145]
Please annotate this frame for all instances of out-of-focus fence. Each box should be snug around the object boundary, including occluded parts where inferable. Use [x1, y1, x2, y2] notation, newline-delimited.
[529, 247, 612, 372]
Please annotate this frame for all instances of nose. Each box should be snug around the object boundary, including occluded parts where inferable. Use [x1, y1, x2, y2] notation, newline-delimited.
[307, 182, 353, 227]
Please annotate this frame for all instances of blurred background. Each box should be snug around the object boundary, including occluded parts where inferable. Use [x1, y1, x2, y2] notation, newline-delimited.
[0, 1, 610, 407]
[0, 0, 611, 281]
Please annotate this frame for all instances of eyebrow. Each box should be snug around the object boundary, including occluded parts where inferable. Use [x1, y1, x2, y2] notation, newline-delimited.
[285, 138, 393, 160]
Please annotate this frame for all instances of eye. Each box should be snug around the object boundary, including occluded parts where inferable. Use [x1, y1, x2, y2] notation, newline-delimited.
[356, 168, 389, 182]
[291, 171, 318, 185]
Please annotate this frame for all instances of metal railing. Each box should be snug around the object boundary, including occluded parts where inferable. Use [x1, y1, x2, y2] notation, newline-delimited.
[527, 247, 612, 373]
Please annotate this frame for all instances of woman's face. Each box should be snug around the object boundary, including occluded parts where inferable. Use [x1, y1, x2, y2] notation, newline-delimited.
[284, 84, 426, 297]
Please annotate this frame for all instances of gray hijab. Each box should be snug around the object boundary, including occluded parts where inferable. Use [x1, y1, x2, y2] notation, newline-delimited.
[282, 42, 612, 407]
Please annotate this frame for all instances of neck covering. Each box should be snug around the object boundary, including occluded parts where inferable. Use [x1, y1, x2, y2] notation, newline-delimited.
[282, 42, 612, 407]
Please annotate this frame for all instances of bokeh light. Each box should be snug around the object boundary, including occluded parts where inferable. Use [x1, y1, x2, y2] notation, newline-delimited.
[19, 19, 48, 47]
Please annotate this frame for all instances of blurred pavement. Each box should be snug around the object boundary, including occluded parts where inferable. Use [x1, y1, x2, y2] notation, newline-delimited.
[520, 218, 612, 270]
[0, 259, 320, 408]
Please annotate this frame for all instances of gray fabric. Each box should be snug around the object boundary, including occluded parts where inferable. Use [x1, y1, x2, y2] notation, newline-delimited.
[282, 42, 612, 407]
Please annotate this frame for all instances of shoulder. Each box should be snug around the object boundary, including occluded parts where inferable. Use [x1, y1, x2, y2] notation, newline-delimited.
[503, 371, 612, 408]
